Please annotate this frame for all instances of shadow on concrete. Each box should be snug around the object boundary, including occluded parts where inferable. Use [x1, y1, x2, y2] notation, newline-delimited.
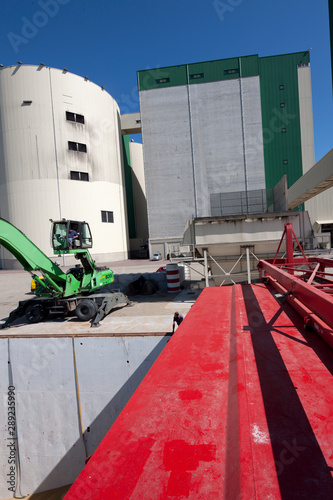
[0, 286, 201, 330]
[242, 284, 333, 499]
[28, 336, 169, 496]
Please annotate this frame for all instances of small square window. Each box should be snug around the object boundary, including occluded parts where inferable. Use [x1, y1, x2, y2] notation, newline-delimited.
[189, 73, 204, 80]
[70, 171, 89, 181]
[66, 111, 75, 122]
[81, 172, 89, 181]
[279, 84, 284, 90]
[283, 159, 288, 165]
[156, 78, 170, 84]
[282, 128, 286, 133]
[68, 141, 87, 153]
[224, 68, 239, 75]
[280, 103, 285, 108]
[70, 171, 80, 180]
[66, 111, 85, 124]
[101, 210, 114, 223]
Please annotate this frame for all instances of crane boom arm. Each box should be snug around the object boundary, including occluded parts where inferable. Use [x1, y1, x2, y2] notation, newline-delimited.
[0, 218, 67, 283]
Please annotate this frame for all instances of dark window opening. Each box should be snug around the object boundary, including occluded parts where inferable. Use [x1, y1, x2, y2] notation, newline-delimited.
[66, 111, 75, 122]
[224, 68, 239, 75]
[282, 128, 286, 133]
[70, 171, 89, 181]
[279, 84, 284, 90]
[101, 211, 114, 223]
[66, 111, 85, 124]
[283, 160, 288, 165]
[156, 78, 170, 84]
[189, 73, 204, 80]
[75, 114, 85, 124]
[280, 103, 285, 108]
[68, 141, 87, 153]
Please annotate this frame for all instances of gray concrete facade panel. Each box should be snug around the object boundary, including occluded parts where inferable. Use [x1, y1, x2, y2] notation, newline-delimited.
[140, 87, 195, 238]
[140, 77, 266, 241]
[189, 80, 245, 216]
[240, 77, 265, 191]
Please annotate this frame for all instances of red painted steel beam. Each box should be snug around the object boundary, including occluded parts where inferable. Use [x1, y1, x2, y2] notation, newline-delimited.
[259, 259, 333, 348]
[264, 275, 333, 348]
[64, 286, 333, 500]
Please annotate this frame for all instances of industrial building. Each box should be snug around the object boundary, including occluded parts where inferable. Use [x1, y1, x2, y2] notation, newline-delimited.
[138, 51, 315, 256]
[0, 64, 138, 268]
[1, 47, 333, 498]
[0, 51, 331, 269]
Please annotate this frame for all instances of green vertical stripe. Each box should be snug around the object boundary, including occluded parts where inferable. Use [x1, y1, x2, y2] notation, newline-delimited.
[259, 51, 310, 190]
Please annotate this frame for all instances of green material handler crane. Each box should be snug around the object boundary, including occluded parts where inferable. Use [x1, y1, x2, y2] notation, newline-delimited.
[0, 218, 130, 328]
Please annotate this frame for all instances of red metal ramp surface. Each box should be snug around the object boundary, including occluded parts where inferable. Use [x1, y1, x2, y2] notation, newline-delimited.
[65, 285, 333, 500]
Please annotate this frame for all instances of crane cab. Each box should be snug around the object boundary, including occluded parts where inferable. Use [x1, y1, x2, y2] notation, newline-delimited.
[51, 220, 93, 253]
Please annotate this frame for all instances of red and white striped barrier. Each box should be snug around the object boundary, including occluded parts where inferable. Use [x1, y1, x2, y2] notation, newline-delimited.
[166, 263, 181, 293]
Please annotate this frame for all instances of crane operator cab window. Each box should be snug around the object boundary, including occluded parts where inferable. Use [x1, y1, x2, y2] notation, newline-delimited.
[52, 220, 93, 252]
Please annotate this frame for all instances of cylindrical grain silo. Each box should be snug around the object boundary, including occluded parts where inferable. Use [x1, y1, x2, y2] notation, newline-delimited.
[0, 64, 128, 269]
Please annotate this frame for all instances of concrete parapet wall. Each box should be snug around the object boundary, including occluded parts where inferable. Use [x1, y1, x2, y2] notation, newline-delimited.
[0, 335, 169, 497]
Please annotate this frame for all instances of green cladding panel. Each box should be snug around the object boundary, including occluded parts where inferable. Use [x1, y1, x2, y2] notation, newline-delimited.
[122, 135, 136, 239]
[137, 65, 188, 90]
[137, 55, 259, 90]
[259, 51, 310, 190]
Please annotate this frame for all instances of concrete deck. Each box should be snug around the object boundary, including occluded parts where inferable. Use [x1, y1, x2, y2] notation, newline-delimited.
[0, 260, 202, 337]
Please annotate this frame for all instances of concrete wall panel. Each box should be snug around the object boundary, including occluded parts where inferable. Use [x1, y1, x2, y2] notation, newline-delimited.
[0, 340, 12, 499]
[74, 336, 168, 456]
[6, 338, 82, 495]
[0, 335, 168, 497]
[140, 86, 195, 239]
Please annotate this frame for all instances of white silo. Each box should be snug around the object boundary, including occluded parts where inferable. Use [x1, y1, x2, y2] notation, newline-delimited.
[0, 64, 128, 269]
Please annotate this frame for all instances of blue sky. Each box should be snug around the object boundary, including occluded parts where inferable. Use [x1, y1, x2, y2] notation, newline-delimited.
[1, 0, 332, 161]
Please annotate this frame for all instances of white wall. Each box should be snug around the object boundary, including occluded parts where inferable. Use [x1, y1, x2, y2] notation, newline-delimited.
[129, 141, 148, 244]
[297, 65, 315, 174]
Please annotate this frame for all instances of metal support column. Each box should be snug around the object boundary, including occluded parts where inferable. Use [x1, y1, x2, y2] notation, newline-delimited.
[246, 247, 251, 284]
[204, 249, 209, 288]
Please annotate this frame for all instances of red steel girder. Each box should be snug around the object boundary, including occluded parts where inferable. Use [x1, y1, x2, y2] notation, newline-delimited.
[258, 259, 333, 348]
[64, 286, 333, 500]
